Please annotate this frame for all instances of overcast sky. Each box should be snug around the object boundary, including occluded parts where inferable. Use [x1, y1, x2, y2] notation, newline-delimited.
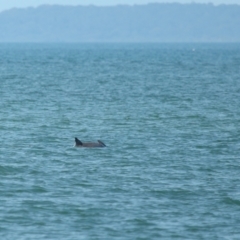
[0, 0, 239, 12]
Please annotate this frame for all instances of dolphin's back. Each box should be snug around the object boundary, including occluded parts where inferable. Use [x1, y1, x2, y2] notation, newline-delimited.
[75, 138, 106, 148]
[82, 142, 103, 148]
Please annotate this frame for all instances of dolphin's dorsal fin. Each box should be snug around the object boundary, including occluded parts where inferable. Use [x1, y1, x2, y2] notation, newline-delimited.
[75, 137, 83, 146]
[98, 140, 106, 147]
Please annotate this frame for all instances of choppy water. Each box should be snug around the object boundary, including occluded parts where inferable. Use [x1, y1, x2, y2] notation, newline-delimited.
[0, 43, 240, 239]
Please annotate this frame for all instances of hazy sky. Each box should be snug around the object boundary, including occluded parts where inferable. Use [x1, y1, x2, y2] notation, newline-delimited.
[0, 0, 239, 12]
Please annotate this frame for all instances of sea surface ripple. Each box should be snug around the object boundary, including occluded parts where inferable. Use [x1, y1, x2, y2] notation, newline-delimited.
[0, 43, 240, 239]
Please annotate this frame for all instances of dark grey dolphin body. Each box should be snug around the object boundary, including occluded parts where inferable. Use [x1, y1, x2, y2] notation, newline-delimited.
[74, 137, 106, 148]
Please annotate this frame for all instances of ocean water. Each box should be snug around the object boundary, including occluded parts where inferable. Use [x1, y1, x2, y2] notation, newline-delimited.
[0, 43, 240, 239]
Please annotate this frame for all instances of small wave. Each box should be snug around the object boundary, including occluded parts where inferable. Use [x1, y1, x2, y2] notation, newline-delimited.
[223, 197, 240, 206]
[0, 165, 17, 176]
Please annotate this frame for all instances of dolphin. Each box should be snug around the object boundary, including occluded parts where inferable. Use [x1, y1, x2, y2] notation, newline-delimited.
[74, 137, 106, 148]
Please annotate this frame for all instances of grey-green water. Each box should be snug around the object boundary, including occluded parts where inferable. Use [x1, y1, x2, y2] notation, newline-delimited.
[0, 43, 240, 239]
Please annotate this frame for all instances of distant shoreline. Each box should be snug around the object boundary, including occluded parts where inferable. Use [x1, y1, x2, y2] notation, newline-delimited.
[1, 3, 240, 42]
